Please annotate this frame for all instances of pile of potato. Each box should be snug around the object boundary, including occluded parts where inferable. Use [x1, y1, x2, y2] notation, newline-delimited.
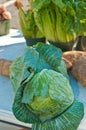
[0, 4, 11, 21]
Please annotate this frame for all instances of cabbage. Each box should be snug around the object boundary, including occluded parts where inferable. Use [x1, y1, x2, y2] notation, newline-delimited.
[22, 69, 74, 122]
[12, 69, 74, 123]
[10, 43, 84, 130]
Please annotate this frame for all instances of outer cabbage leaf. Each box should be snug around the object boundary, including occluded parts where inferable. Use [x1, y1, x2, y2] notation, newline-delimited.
[22, 69, 74, 122]
[32, 100, 84, 130]
[12, 83, 40, 123]
[57, 60, 68, 78]
[10, 47, 39, 92]
[35, 42, 62, 72]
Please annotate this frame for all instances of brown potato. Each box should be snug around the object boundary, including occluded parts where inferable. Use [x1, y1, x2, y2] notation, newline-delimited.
[0, 59, 12, 77]
[63, 51, 86, 87]
[71, 57, 86, 87]
[62, 57, 72, 70]
[63, 51, 86, 65]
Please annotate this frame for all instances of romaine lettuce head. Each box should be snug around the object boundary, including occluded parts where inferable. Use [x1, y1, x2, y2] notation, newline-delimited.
[21, 69, 74, 122]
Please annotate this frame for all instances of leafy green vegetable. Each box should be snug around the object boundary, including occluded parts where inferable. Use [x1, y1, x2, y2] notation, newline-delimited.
[35, 43, 62, 70]
[57, 60, 68, 78]
[74, 1, 86, 36]
[12, 83, 40, 123]
[10, 43, 84, 130]
[32, 100, 84, 130]
[32, 0, 86, 43]
[22, 69, 74, 122]
[32, 0, 51, 11]
[18, 8, 44, 38]
[33, 3, 56, 41]
[12, 69, 74, 123]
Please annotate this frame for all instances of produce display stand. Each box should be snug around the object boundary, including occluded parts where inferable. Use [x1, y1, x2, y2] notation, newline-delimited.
[0, 29, 86, 130]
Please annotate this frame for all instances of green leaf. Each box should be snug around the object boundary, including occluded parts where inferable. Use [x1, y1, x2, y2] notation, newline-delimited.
[32, 100, 84, 130]
[12, 83, 40, 123]
[33, 4, 56, 41]
[57, 60, 68, 78]
[52, 0, 65, 11]
[19, 8, 44, 38]
[35, 43, 62, 70]
[74, 1, 86, 36]
[19, 8, 35, 38]
[10, 46, 39, 92]
[32, 0, 51, 11]
[55, 7, 67, 43]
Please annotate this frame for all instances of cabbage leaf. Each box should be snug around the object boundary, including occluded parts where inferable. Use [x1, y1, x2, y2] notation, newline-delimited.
[32, 100, 84, 130]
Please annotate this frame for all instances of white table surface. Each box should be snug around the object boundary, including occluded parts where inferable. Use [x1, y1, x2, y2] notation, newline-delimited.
[0, 29, 86, 129]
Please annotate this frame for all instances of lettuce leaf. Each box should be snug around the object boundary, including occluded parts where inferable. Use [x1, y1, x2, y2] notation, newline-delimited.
[18, 8, 44, 38]
[33, 3, 56, 41]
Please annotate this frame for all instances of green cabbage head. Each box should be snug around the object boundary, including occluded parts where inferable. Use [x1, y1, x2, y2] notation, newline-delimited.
[21, 69, 74, 122]
[11, 43, 84, 130]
